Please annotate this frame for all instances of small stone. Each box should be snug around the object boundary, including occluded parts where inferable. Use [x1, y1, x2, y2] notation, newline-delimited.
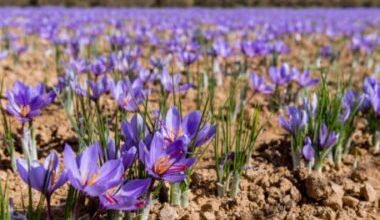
[343, 196, 359, 208]
[159, 203, 178, 220]
[201, 211, 216, 220]
[305, 173, 330, 201]
[361, 182, 377, 202]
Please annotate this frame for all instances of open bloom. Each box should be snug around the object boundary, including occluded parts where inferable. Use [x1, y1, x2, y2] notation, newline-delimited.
[110, 77, 146, 112]
[17, 151, 67, 197]
[250, 72, 274, 94]
[99, 178, 151, 211]
[63, 143, 124, 197]
[278, 106, 308, 134]
[292, 68, 319, 88]
[178, 50, 199, 66]
[139, 133, 196, 183]
[6, 81, 55, 123]
[269, 63, 293, 86]
[159, 106, 216, 148]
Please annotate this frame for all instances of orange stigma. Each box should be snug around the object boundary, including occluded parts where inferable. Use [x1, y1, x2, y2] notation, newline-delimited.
[20, 105, 31, 117]
[153, 155, 173, 175]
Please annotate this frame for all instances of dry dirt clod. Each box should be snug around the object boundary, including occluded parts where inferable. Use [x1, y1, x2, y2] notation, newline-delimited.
[342, 196, 359, 208]
[279, 178, 293, 193]
[361, 182, 377, 202]
[305, 173, 331, 201]
[324, 182, 344, 210]
[159, 203, 178, 220]
[201, 211, 216, 220]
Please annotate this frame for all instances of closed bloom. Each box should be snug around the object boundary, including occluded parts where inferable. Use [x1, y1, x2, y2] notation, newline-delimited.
[17, 151, 67, 197]
[139, 133, 196, 183]
[63, 143, 124, 197]
[302, 137, 314, 161]
[250, 72, 274, 94]
[278, 106, 308, 134]
[319, 123, 339, 149]
[6, 81, 55, 123]
[121, 113, 151, 150]
[99, 178, 151, 211]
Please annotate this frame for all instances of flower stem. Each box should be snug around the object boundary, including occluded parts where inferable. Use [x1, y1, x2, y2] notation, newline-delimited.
[231, 173, 240, 197]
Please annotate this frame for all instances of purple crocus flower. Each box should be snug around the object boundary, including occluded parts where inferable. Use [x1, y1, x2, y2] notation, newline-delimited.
[278, 106, 308, 134]
[6, 81, 55, 123]
[159, 106, 216, 148]
[178, 50, 199, 66]
[99, 178, 151, 211]
[63, 143, 124, 197]
[320, 45, 332, 58]
[250, 72, 274, 94]
[90, 56, 110, 76]
[269, 63, 293, 86]
[319, 123, 339, 149]
[0, 50, 8, 60]
[17, 151, 67, 197]
[139, 133, 196, 183]
[110, 77, 146, 112]
[212, 38, 232, 58]
[292, 68, 319, 88]
[150, 55, 171, 70]
[121, 114, 150, 149]
[302, 137, 314, 161]
[160, 69, 192, 93]
[74, 77, 111, 101]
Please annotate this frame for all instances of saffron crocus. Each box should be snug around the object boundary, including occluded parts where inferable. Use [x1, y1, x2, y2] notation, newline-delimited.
[160, 69, 192, 93]
[121, 114, 150, 149]
[178, 50, 199, 66]
[269, 63, 293, 86]
[302, 137, 314, 161]
[278, 106, 308, 134]
[17, 151, 67, 197]
[159, 106, 216, 148]
[99, 178, 151, 211]
[250, 72, 274, 94]
[74, 77, 111, 101]
[319, 123, 339, 149]
[292, 68, 319, 88]
[90, 56, 110, 76]
[63, 143, 124, 197]
[212, 38, 232, 58]
[6, 81, 55, 123]
[110, 77, 146, 112]
[139, 133, 196, 183]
